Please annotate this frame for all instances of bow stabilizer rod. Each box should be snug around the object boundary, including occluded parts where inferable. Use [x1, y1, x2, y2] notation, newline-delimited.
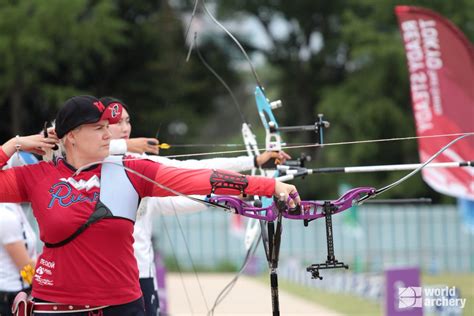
[277, 160, 473, 177]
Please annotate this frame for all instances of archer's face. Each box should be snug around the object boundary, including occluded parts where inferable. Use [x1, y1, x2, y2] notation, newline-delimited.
[109, 108, 131, 140]
[69, 120, 112, 161]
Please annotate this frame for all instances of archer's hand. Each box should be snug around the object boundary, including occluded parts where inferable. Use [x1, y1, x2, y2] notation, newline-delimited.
[3, 135, 58, 156]
[274, 181, 301, 208]
[126, 138, 159, 155]
[256, 151, 291, 167]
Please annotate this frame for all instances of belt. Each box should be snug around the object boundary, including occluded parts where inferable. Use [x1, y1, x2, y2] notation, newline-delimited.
[12, 292, 109, 316]
[33, 302, 108, 313]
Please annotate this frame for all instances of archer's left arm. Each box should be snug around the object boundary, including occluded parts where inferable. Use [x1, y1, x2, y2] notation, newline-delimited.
[150, 165, 275, 197]
[127, 159, 299, 204]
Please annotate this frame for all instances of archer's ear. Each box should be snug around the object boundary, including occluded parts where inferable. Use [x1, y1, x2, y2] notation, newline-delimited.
[64, 130, 78, 147]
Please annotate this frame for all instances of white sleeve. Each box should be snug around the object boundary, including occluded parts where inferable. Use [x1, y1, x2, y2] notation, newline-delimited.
[109, 139, 128, 155]
[142, 196, 209, 216]
[0, 204, 24, 244]
[146, 155, 254, 172]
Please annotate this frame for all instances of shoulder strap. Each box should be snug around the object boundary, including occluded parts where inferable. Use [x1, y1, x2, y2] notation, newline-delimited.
[44, 203, 112, 248]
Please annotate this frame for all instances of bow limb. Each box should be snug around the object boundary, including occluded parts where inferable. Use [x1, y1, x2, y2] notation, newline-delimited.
[255, 87, 283, 153]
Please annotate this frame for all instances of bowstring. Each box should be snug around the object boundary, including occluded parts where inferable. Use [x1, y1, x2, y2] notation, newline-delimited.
[162, 132, 474, 158]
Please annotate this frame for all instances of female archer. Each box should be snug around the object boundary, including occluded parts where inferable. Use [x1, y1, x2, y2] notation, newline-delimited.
[0, 95, 300, 315]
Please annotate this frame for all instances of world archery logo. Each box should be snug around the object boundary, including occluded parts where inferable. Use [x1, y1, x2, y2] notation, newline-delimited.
[399, 287, 423, 308]
[398, 286, 467, 311]
[48, 177, 100, 208]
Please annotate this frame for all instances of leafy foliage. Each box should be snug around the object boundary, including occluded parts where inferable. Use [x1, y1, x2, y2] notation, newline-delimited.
[0, 0, 126, 134]
[213, 0, 473, 201]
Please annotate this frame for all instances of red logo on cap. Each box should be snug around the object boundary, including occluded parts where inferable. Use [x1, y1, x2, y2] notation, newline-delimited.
[110, 103, 120, 118]
[100, 102, 122, 124]
[93, 101, 105, 112]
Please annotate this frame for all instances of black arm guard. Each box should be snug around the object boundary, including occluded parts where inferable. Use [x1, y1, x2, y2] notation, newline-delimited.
[210, 169, 249, 195]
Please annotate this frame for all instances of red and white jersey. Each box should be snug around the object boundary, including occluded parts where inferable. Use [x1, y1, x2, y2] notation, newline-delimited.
[0, 150, 274, 306]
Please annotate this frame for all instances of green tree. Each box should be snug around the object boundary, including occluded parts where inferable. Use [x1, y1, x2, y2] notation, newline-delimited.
[0, 0, 126, 136]
[94, 0, 241, 145]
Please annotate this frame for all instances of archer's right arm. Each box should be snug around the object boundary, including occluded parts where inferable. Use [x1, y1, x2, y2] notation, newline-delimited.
[0, 135, 57, 203]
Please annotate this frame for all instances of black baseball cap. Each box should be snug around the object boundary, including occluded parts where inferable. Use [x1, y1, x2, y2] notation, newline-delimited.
[55, 95, 123, 138]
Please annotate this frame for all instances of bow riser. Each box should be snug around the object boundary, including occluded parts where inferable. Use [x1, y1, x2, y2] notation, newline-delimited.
[208, 186, 376, 221]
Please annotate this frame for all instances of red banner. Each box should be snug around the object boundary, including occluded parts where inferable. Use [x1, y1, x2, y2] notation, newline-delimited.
[395, 6, 474, 200]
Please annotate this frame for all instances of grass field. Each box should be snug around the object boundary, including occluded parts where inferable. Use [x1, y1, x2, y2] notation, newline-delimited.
[272, 273, 474, 316]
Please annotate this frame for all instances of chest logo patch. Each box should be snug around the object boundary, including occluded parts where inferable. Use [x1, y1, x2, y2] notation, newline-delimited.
[48, 176, 100, 208]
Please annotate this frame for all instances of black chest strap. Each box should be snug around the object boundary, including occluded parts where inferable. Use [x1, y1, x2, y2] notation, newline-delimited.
[44, 202, 112, 248]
